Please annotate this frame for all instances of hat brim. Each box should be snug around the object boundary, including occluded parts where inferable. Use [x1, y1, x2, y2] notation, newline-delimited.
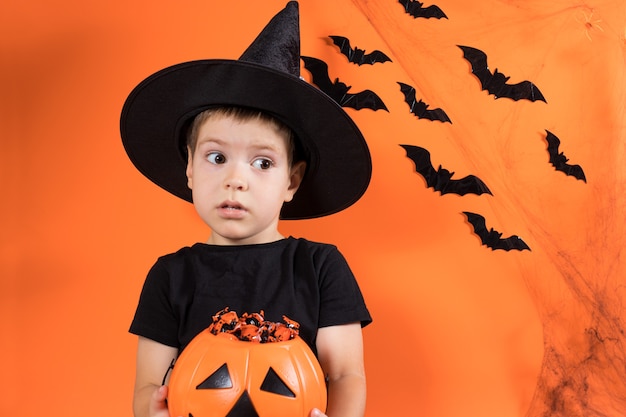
[120, 59, 372, 220]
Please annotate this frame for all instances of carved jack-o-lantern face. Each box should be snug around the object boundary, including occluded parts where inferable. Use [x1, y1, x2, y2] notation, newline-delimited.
[168, 332, 327, 417]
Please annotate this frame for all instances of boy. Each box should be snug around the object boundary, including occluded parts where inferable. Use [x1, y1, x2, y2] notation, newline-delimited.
[120, 3, 372, 417]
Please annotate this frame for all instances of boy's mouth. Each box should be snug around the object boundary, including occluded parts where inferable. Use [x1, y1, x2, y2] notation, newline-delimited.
[218, 201, 247, 215]
[221, 202, 243, 209]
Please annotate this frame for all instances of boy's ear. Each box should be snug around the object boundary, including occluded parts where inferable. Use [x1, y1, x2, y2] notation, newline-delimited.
[285, 161, 307, 202]
[185, 147, 193, 189]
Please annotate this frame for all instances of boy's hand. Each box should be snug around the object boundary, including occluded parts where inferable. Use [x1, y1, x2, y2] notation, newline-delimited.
[149, 386, 172, 417]
[310, 408, 328, 417]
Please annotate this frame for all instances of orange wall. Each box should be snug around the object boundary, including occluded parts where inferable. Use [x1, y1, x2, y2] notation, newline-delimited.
[2, 1, 624, 416]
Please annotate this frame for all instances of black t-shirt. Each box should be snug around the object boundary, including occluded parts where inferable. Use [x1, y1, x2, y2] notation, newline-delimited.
[129, 237, 371, 352]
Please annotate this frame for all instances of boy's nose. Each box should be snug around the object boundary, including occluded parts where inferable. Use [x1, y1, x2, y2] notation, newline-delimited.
[224, 165, 248, 190]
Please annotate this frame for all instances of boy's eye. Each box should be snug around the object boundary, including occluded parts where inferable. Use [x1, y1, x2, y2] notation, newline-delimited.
[207, 152, 226, 164]
[252, 158, 273, 170]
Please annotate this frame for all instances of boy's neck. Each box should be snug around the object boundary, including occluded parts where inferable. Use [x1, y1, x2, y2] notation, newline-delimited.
[205, 232, 286, 246]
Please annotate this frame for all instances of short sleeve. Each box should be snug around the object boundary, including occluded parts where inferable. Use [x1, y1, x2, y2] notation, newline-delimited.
[129, 259, 180, 347]
[316, 246, 372, 329]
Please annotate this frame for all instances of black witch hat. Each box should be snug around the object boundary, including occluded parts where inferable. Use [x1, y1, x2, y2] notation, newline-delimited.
[120, 1, 371, 219]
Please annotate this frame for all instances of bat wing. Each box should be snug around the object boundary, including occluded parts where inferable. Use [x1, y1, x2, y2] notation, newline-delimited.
[301, 56, 337, 93]
[458, 45, 493, 89]
[420, 4, 448, 19]
[501, 79, 546, 102]
[400, 144, 438, 188]
[341, 89, 389, 111]
[422, 104, 451, 123]
[464, 212, 531, 251]
[329, 35, 355, 62]
[398, 82, 451, 123]
[398, 81, 418, 105]
[362, 50, 392, 65]
[399, 0, 448, 19]
[497, 236, 532, 251]
[464, 211, 489, 239]
[545, 130, 587, 182]
[546, 130, 561, 162]
[564, 164, 587, 182]
[443, 174, 492, 196]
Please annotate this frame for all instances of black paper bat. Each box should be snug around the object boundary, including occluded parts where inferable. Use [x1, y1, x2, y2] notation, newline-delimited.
[329, 35, 392, 65]
[463, 212, 531, 251]
[398, 0, 447, 19]
[458, 45, 546, 102]
[400, 144, 492, 196]
[398, 82, 451, 123]
[545, 130, 586, 182]
[301, 56, 388, 111]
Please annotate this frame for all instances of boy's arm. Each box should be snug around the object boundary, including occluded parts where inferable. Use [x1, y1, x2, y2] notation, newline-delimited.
[133, 336, 179, 417]
[314, 323, 367, 417]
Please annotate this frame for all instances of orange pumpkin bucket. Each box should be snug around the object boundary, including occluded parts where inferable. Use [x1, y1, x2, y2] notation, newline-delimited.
[168, 310, 327, 417]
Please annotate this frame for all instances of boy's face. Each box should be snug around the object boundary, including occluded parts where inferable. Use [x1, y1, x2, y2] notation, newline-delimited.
[186, 113, 306, 245]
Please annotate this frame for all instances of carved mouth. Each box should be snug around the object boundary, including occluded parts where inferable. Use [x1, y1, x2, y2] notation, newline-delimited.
[188, 390, 260, 417]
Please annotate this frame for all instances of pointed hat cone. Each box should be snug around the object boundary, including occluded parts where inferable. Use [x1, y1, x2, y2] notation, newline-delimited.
[240, 1, 300, 77]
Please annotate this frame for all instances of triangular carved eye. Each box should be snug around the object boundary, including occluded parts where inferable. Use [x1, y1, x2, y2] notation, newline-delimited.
[196, 363, 233, 389]
[260, 367, 295, 397]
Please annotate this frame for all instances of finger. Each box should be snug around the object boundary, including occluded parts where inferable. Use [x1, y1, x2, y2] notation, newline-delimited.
[309, 408, 326, 417]
[155, 385, 169, 402]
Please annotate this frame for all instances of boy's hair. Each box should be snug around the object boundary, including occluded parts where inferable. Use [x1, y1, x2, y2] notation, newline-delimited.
[186, 106, 302, 166]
